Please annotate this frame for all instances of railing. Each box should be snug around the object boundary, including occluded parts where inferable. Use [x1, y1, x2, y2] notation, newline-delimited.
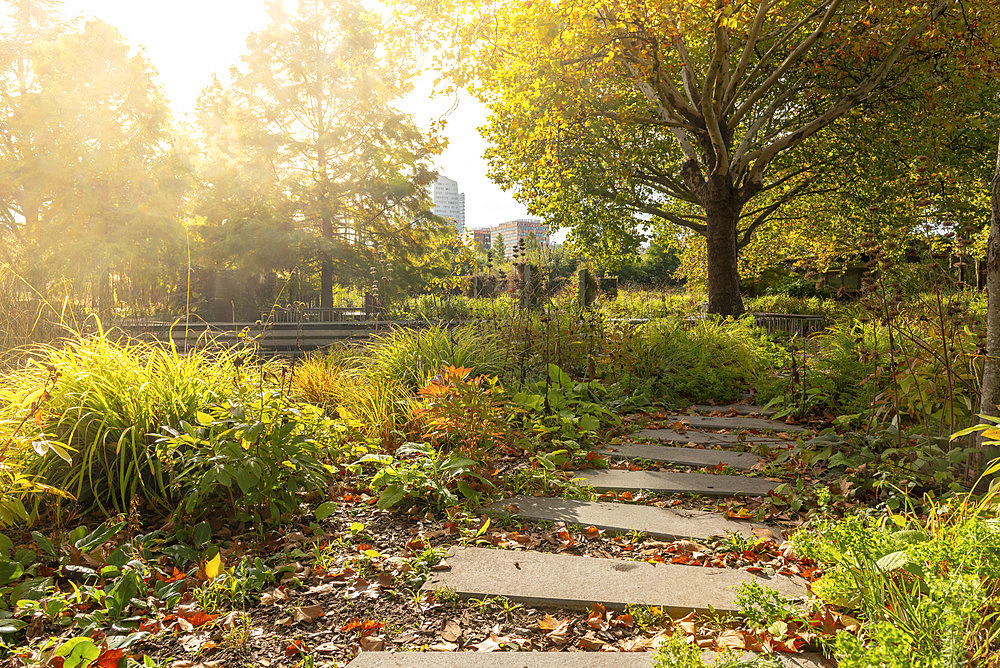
[749, 312, 825, 337]
[266, 307, 370, 323]
[116, 319, 457, 355]
[682, 312, 825, 336]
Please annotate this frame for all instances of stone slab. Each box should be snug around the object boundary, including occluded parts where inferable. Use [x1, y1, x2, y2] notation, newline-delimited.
[347, 653, 825, 667]
[632, 429, 784, 445]
[421, 546, 806, 614]
[599, 443, 762, 470]
[573, 470, 779, 497]
[691, 404, 775, 416]
[347, 655, 651, 668]
[664, 415, 808, 433]
[482, 495, 774, 541]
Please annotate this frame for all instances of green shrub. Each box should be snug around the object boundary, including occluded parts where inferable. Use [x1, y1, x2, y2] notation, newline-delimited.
[354, 441, 490, 510]
[156, 389, 341, 524]
[791, 497, 1000, 665]
[743, 294, 843, 318]
[653, 632, 781, 667]
[603, 317, 783, 404]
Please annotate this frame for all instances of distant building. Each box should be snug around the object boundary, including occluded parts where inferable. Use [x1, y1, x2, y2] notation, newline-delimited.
[469, 228, 492, 250]
[431, 175, 466, 233]
[491, 218, 549, 258]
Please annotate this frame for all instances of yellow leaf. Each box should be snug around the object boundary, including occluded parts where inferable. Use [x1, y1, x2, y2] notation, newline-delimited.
[21, 389, 44, 407]
[205, 552, 222, 580]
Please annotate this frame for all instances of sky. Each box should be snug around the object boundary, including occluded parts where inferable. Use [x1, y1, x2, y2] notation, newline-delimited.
[57, 0, 534, 233]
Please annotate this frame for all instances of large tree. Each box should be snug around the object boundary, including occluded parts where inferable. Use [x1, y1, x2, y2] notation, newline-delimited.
[0, 3, 184, 309]
[423, 0, 999, 314]
[201, 0, 442, 308]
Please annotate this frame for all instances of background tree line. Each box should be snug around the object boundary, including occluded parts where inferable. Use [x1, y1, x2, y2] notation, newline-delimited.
[0, 0, 458, 320]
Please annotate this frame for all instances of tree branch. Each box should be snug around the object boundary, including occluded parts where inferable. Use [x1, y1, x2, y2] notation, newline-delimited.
[746, 0, 949, 185]
[730, 0, 845, 130]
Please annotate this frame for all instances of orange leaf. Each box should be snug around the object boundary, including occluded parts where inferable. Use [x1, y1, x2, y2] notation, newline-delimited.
[538, 613, 559, 630]
[95, 649, 126, 668]
[178, 608, 217, 627]
[341, 617, 361, 632]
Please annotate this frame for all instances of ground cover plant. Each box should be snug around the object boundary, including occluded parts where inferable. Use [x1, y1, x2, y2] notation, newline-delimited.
[0, 282, 997, 667]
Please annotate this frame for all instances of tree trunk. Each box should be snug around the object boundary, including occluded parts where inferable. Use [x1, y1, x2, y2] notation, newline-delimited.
[977, 133, 1000, 480]
[704, 191, 745, 316]
[318, 142, 333, 309]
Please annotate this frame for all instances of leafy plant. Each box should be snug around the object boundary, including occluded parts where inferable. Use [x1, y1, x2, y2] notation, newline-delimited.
[355, 441, 491, 510]
[409, 365, 507, 457]
[514, 364, 614, 451]
[156, 389, 341, 524]
[11, 334, 249, 514]
[791, 492, 1000, 665]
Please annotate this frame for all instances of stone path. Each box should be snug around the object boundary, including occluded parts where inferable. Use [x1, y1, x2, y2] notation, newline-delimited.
[632, 429, 785, 445]
[481, 495, 775, 541]
[403, 409, 820, 667]
[689, 404, 776, 416]
[598, 442, 762, 470]
[347, 652, 826, 667]
[662, 415, 808, 433]
[573, 469, 778, 497]
[421, 547, 807, 613]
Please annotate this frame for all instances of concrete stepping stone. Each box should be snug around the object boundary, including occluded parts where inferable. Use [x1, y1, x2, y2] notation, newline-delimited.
[347, 653, 825, 667]
[632, 429, 785, 445]
[482, 495, 774, 541]
[665, 415, 808, 433]
[347, 655, 652, 667]
[599, 443, 762, 470]
[574, 470, 778, 497]
[421, 546, 806, 614]
[691, 404, 776, 416]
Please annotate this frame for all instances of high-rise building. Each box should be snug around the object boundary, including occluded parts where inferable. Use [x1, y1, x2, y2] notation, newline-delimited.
[431, 175, 466, 233]
[469, 228, 492, 250]
[491, 218, 549, 258]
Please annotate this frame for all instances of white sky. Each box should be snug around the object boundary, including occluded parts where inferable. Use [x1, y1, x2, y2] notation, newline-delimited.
[58, 0, 536, 233]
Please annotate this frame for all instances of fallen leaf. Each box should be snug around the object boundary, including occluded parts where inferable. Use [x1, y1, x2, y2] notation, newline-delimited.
[292, 605, 324, 623]
[441, 619, 462, 643]
[470, 625, 510, 652]
[578, 633, 606, 650]
[675, 540, 706, 553]
[545, 618, 573, 645]
[715, 629, 747, 650]
[95, 649, 126, 668]
[751, 527, 776, 542]
[359, 635, 385, 651]
[538, 613, 559, 630]
[676, 611, 697, 636]
[587, 603, 608, 631]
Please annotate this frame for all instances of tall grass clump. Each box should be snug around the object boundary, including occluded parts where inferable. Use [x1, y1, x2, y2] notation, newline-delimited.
[8, 333, 247, 514]
[357, 324, 507, 388]
[292, 349, 411, 439]
[603, 317, 783, 404]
